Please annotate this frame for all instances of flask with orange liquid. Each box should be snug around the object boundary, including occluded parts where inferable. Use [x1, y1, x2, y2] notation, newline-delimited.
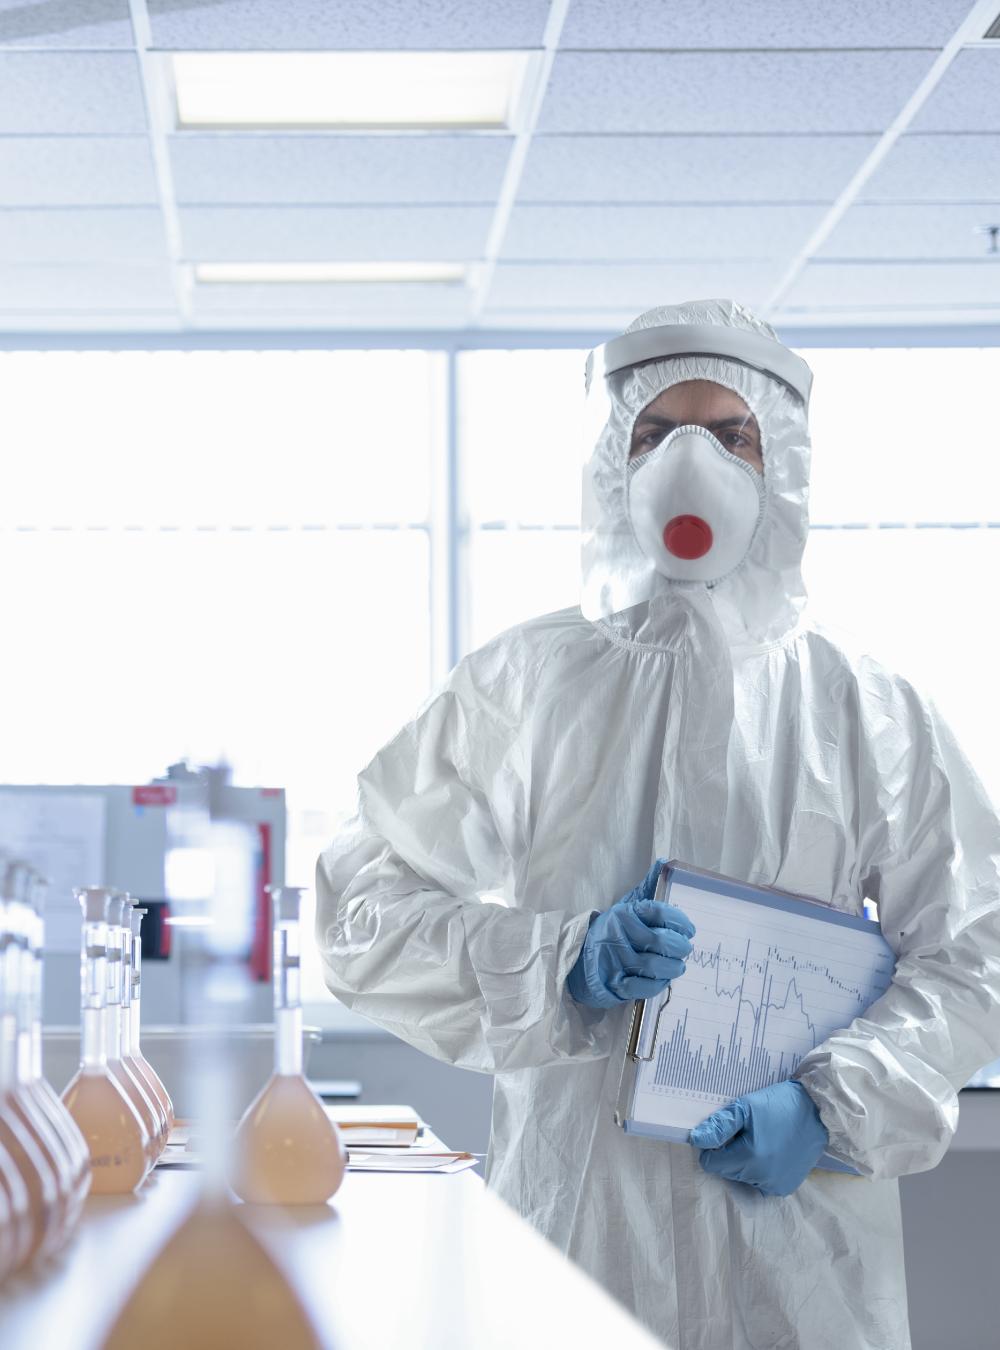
[230, 886, 345, 1204]
[61, 887, 149, 1194]
[124, 905, 173, 1141]
[103, 894, 160, 1168]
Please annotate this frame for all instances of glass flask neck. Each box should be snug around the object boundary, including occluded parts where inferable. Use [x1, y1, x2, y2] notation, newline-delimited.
[275, 1007, 303, 1076]
[11, 901, 33, 1086]
[104, 923, 124, 1060]
[82, 918, 108, 1070]
[29, 910, 44, 1081]
[118, 922, 133, 1055]
[129, 999, 141, 1056]
[0, 900, 16, 1091]
[129, 933, 143, 1055]
[271, 895, 303, 1077]
[121, 925, 133, 1011]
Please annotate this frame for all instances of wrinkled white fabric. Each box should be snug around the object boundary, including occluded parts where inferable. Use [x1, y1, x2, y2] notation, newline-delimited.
[317, 299, 1000, 1350]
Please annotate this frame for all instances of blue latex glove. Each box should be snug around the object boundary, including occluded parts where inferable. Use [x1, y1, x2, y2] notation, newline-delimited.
[566, 860, 695, 1009]
[689, 1080, 829, 1197]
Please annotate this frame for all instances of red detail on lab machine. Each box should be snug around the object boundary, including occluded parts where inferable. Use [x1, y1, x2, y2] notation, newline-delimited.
[249, 822, 273, 982]
[132, 785, 178, 807]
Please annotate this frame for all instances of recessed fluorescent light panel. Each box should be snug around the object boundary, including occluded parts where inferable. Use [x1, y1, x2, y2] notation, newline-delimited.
[172, 52, 529, 130]
[195, 262, 468, 285]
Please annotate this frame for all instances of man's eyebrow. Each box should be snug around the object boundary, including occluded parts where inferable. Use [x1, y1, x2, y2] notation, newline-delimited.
[701, 413, 755, 434]
[633, 413, 677, 428]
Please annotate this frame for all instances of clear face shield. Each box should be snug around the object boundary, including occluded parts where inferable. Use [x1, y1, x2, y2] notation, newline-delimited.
[581, 322, 813, 619]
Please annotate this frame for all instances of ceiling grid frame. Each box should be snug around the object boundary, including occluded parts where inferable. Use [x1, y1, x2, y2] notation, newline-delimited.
[467, 0, 572, 320]
[125, 0, 191, 323]
[761, 0, 1000, 316]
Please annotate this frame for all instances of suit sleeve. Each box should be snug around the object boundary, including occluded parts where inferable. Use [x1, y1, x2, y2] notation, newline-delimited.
[795, 680, 1000, 1178]
[315, 658, 614, 1073]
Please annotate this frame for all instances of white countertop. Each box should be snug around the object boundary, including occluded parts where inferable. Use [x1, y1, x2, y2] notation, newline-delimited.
[0, 1135, 664, 1350]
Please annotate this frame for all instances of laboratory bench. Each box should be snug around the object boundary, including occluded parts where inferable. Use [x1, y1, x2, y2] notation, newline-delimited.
[0, 1124, 664, 1350]
[34, 1031, 1000, 1350]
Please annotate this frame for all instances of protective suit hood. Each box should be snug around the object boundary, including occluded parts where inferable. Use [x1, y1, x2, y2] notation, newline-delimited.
[581, 298, 812, 649]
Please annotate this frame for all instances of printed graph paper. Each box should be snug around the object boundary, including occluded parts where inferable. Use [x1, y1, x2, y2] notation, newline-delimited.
[627, 874, 895, 1140]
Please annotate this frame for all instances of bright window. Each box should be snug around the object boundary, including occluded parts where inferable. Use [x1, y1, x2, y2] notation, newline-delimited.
[0, 350, 442, 1006]
[4, 344, 999, 1014]
[458, 348, 585, 650]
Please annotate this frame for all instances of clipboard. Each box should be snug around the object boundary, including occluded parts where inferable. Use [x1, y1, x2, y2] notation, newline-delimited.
[614, 861, 896, 1174]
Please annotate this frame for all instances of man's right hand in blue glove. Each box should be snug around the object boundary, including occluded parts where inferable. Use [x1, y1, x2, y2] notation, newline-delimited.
[566, 860, 696, 1009]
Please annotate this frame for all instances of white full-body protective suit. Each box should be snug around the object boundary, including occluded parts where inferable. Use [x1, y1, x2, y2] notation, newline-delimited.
[317, 300, 1000, 1350]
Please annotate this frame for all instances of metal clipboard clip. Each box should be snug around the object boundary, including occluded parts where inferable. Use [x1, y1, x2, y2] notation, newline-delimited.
[626, 985, 670, 1063]
[624, 861, 673, 1063]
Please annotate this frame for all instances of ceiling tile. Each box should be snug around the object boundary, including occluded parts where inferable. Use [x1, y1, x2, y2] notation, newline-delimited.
[0, 0, 134, 48]
[149, 0, 549, 49]
[473, 306, 632, 330]
[179, 205, 493, 261]
[518, 134, 877, 203]
[861, 133, 1000, 201]
[193, 281, 471, 322]
[774, 305, 1000, 326]
[560, 0, 974, 50]
[0, 207, 167, 262]
[485, 261, 782, 310]
[170, 134, 512, 204]
[0, 264, 176, 310]
[784, 261, 1000, 307]
[501, 203, 825, 260]
[0, 137, 157, 205]
[536, 51, 935, 134]
[819, 203, 1000, 259]
[0, 53, 146, 132]
[910, 49, 1000, 132]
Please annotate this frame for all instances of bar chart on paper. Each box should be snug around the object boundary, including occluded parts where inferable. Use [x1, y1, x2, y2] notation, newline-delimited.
[626, 870, 896, 1141]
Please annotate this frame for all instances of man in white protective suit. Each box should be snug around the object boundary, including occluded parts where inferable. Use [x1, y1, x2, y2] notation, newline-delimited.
[316, 299, 1000, 1350]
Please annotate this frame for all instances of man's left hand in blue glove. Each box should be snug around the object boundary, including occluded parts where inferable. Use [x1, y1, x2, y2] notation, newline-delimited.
[688, 1080, 829, 1197]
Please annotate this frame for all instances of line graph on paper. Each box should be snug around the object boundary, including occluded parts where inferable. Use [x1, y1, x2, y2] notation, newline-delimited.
[630, 880, 895, 1135]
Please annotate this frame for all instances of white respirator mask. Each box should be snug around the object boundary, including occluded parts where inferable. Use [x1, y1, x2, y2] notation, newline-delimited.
[627, 423, 765, 585]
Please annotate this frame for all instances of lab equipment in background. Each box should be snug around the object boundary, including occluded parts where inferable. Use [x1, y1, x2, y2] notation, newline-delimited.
[123, 904, 173, 1145]
[61, 888, 149, 1194]
[102, 768, 322, 1350]
[230, 886, 345, 1204]
[1, 771, 286, 1029]
[0, 860, 67, 1270]
[102, 894, 159, 1168]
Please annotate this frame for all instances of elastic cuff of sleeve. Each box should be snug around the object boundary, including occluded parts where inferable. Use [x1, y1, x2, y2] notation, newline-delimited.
[565, 911, 600, 1005]
[793, 1069, 871, 1174]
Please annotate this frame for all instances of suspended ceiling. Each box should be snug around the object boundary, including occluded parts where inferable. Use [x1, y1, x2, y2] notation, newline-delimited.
[0, 0, 999, 335]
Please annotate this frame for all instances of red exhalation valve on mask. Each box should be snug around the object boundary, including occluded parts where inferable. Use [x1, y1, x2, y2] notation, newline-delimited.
[663, 514, 713, 560]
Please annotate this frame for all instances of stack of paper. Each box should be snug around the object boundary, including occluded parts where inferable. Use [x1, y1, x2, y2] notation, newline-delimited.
[158, 1105, 481, 1176]
[344, 1151, 478, 1175]
[325, 1104, 421, 1147]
